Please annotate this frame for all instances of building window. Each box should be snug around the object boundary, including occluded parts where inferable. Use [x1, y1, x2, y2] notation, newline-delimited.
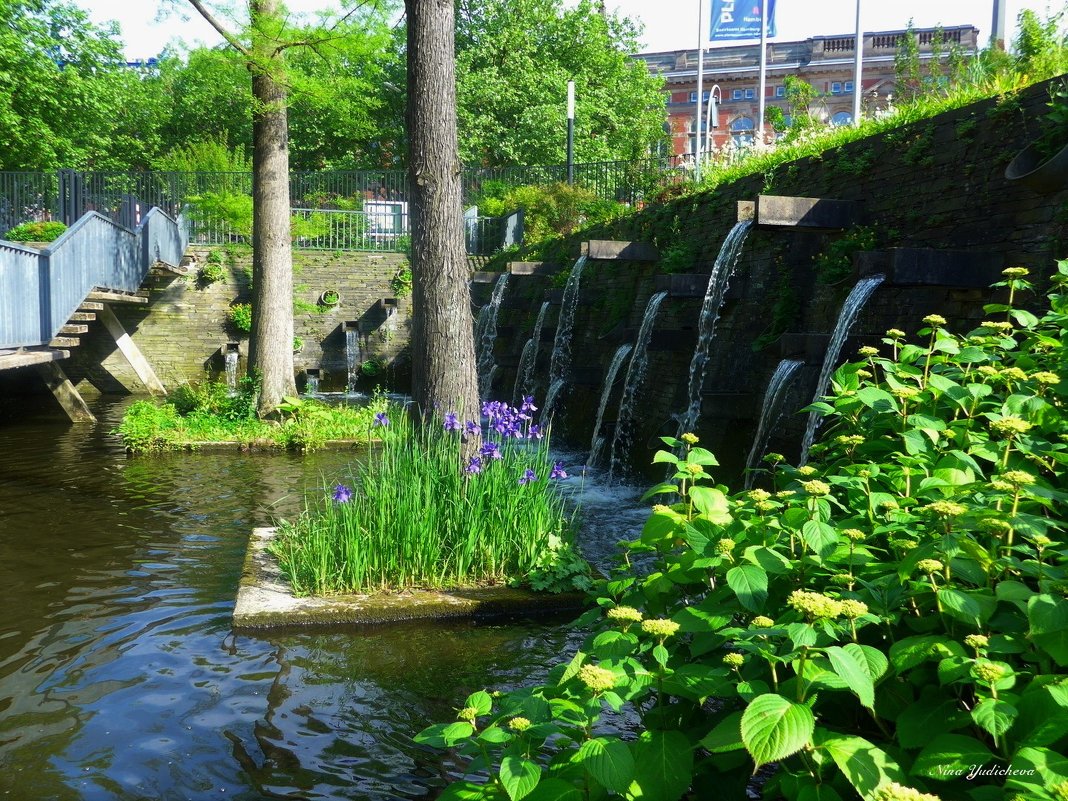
[745, 88, 755, 99]
[688, 116, 711, 154]
[844, 81, 854, 93]
[730, 116, 754, 146]
[831, 81, 843, 94]
[775, 85, 785, 97]
[688, 90, 713, 103]
[732, 88, 743, 100]
[831, 111, 853, 126]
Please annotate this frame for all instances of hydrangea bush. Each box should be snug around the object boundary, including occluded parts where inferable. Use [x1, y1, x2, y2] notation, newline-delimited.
[416, 264, 1068, 801]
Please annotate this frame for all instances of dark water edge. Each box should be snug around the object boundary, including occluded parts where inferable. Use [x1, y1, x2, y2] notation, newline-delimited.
[0, 396, 635, 801]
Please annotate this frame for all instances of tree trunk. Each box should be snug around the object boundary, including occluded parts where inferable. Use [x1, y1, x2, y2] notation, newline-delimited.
[248, 0, 296, 416]
[405, 0, 479, 424]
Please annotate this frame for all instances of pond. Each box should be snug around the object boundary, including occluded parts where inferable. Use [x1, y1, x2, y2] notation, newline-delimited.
[0, 397, 645, 800]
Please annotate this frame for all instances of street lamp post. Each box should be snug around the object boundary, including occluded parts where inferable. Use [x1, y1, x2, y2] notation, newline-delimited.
[694, 0, 705, 182]
[566, 80, 575, 184]
[705, 84, 721, 154]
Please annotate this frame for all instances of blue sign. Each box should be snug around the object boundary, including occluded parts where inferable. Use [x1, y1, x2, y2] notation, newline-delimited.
[710, 0, 776, 41]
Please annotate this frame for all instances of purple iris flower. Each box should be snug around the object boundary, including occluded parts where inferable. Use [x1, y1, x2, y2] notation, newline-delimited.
[373, 412, 389, 427]
[464, 456, 483, 475]
[464, 420, 480, 438]
[332, 484, 353, 503]
[480, 441, 502, 460]
[528, 424, 543, 440]
[521, 395, 538, 413]
[550, 461, 568, 480]
[443, 411, 461, 431]
[518, 468, 537, 485]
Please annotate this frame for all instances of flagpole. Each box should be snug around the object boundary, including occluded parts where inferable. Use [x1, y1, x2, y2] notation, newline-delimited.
[852, 0, 862, 125]
[757, 0, 768, 144]
[695, 0, 705, 181]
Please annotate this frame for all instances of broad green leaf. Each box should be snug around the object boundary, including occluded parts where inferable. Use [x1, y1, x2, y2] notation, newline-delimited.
[465, 690, 493, 717]
[801, 520, 838, 559]
[889, 635, 959, 672]
[911, 733, 994, 779]
[970, 698, 1017, 738]
[1006, 746, 1068, 797]
[726, 564, 768, 612]
[500, 757, 541, 801]
[689, 486, 731, 524]
[894, 697, 970, 749]
[686, 447, 719, 466]
[414, 723, 450, 747]
[592, 630, 638, 661]
[787, 622, 819, 649]
[628, 730, 693, 801]
[1016, 684, 1068, 746]
[826, 646, 875, 709]
[479, 726, 511, 744]
[671, 605, 732, 634]
[816, 730, 907, 799]
[743, 545, 793, 574]
[938, 588, 995, 628]
[559, 651, 587, 685]
[661, 663, 732, 702]
[652, 450, 680, 465]
[640, 482, 679, 501]
[740, 693, 815, 770]
[439, 780, 505, 801]
[576, 737, 635, 793]
[442, 722, 475, 745]
[1028, 594, 1068, 666]
[700, 711, 744, 753]
[640, 509, 684, 548]
[843, 644, 888, 682]
[902, 428, 929, 456]
[524, 779, 582, 801]
[856, 386, 897, 410]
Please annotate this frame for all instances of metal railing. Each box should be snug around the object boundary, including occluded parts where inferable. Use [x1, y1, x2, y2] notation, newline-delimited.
[0, 207, 188, 349]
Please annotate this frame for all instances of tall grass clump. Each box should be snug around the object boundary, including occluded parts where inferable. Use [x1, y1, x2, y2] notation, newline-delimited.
[270, 399, 589, 595]
[415, 262, 1068, 801]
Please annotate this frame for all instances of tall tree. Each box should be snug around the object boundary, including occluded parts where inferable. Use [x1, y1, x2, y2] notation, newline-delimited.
[405, 0, 479, 423]
[186, 0, 296, 415]
[454, 0, 666, 167]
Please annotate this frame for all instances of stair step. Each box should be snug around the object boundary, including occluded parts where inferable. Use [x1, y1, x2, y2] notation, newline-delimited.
[78, 302, 104, 311]
[68, 312, 97, 322]
[49, 337, 81, 348]
[86, 290, 148, 305]
[59, 324, 89, 335]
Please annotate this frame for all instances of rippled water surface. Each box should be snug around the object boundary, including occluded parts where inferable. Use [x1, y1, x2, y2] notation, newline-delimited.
[0, 398, 645, 800]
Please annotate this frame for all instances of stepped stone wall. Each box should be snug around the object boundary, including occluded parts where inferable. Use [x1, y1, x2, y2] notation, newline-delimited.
[66, 249, 411, 395]
[479, 78, 1068, 480]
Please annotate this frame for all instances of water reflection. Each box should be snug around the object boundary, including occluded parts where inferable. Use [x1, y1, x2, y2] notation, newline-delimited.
[0, 398, 598, 800]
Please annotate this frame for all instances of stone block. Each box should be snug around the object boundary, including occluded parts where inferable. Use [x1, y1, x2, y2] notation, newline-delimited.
[582, 239, 659, 261]
[755, 195, 861, 230]
[858, 248, 1004, 288]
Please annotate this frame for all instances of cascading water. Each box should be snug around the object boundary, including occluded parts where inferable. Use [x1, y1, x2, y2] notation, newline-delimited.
[609, 290, 668, 480]
[543, 255, 587, 420]
[512, 301, 550, 404]
[799, 273, 886, 465]
[305, 373, 320, 395]
[345, 329, 362, 392]
[476, 273, 509, 398]
[223, 350, 239, 391]
[675, 219, 753, 439]
[587, 343, 633, 468]
[743, 358, 804, 488]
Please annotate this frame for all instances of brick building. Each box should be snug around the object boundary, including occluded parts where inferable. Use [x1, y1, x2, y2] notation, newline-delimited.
[635, 25, 980, 155]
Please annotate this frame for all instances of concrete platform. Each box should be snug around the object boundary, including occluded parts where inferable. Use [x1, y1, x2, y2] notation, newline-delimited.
[581, 240, 659, 261]
[755, 195, 861, 230]
[86, 290, 148, 304]
[508, 261, 562, 276]
[233, 527, 588, 631]
[857, 248, 1004, 288]
[0, 347, 69, 371]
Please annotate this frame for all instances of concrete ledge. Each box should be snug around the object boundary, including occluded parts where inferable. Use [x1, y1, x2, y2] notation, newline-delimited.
[737, 200, 755, 222]
[0, 347, 69, 371]
[755, 195, 861, 230]
[471, 271, 504, 284]
[857, 248, 1004, 288]
[234, 527, 588, 630]
[508, 261, 562, 276]
[654, 274, 708, 298]
[86, 289, 149, 304]
[581, 240, 659, 261]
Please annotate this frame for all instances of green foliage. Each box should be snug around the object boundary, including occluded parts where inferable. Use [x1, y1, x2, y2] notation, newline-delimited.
[154, 136, 251, 173]
[196, 261, 226, 287]
[418, 262, 1068, 801]
[478, 182, 626, 244]
[813, 225, 878, 285]
[2, 220, 67, 242]
[1014, 8, 1068, 82]
[270, 404, 582, 593]
[188, 191, 254, 242]
[1035, 79, 1068, 163]
[115, 381, 384, 452]
[657, 240, 697, 275]
[390, 266, 413, 297]
[455, 0, 666, 167]
[227, 303, 253, 333]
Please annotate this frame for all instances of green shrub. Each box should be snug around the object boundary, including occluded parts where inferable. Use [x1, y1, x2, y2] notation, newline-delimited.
[270, 400, 587, 594]
[417, 263, 1068, 801]
[227, 303, 252, 333]
[3, 220, 67, 242]
[390, 265, 413, 297]
[196, 261, 226, 287]
[478, 182, 627, 243]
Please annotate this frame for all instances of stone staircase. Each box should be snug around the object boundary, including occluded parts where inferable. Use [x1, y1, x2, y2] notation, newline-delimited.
[46, 291, 148, 351]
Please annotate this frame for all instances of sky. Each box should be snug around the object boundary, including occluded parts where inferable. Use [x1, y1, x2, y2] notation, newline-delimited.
[82, 0, 1062, 59]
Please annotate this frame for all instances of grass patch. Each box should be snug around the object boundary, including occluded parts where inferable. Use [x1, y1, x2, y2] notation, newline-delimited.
[115, 381, 386, 452]
[269, 400, 590, 595]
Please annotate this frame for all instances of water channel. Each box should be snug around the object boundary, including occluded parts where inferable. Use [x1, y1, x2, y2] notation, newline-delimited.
[0, 397, 644, 800]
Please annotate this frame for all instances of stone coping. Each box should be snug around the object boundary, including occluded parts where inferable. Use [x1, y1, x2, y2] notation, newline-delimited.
[233, 527, 589, 630]
[169, 438, 374, 452]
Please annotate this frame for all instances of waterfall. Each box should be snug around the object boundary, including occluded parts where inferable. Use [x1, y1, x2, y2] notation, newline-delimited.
[345, 329, 362, 392]
[476, 273, 509, 398]
[609, 290, 669, 480]
[543, 255, 588, 420]
[223, 351, 239, 391]
[512, 301, 550, 404]
[799, 274, 886, 465]
[305, 373, 320, 395]
[587, 343, 633, 468]
[676, 220, 753, 438]
[743, 358, 804, 488]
